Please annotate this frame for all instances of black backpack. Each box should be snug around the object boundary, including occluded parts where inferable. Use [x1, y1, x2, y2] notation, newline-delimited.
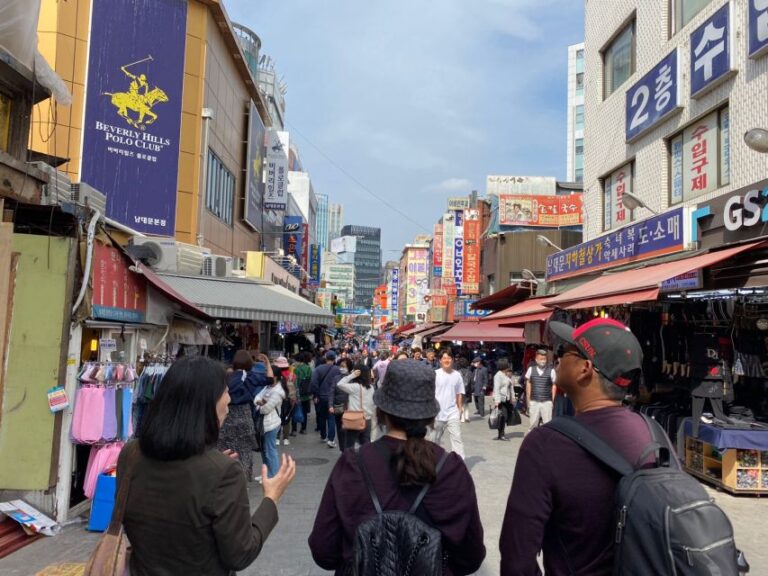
[548, 415, 741, 576]
[352, 446, 449, 576]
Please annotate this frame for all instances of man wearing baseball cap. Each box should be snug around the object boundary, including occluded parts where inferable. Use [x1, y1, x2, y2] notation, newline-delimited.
[499, 318, 651, 576]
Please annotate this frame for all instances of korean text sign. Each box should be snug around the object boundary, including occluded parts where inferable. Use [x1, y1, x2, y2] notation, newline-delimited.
[265, 130, 289, 211]
[244, 101, 266, 230]
[406, 249, 429, 315]
[390, 268, 399, 322]
[498, 194, 583, 227]
[626, 49, 679, 141]
[81, 0, 187, 235]
[690, 3, 732, 97]
[453, 210, 464, 294]
[546, 208, 685, 281]
[309, 244, 321, 285]
[433, 224, 443, 276]
[462, 209, 480, 294]
[92, 244, 147, 322]
[749, 0, 768, 58]
[441, 212, 455, 279]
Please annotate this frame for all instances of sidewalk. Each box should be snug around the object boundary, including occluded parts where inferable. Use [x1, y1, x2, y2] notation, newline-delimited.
[1, 410, 766, 575]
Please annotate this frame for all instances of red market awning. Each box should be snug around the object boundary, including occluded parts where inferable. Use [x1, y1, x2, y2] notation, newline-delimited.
[470, 283, 531, 311]
[401, 322, 439, 337]
[434, 320, 524, 343]
[393, 322, 416, 335]
[486, 295, 557, 324]
[544, 242, 764, 309]
[417, 323, 454, 340]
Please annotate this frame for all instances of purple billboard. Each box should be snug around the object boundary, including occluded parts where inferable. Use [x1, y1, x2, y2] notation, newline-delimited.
[81, 0, 187, 235]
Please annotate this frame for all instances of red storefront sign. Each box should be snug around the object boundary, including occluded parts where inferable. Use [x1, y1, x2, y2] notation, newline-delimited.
[462, 210, 480, 294]
[92, 243, 147, 322]
[499, 194, 583, 227]
[433, 224, 443, 273]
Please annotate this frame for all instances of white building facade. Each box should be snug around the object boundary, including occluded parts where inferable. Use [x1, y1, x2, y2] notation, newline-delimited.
[584, 0, 768, 242]
[328, 202, 344, 243]
[567, 42, 586, 183]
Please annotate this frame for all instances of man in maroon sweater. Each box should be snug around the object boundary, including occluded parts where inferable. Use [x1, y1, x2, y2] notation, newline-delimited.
[499, 318, 650, 576]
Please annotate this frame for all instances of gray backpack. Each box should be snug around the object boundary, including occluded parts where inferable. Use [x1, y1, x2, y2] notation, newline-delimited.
[352, 446, 449, 576]
[548, 415, 742, 576]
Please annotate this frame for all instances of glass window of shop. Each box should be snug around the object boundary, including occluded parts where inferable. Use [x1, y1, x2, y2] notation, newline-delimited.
[603, 21, 635, 98]
[669, 106, 729, 205]
[602, 162, 634, 231]
[673, 0, 713, 33]
[206, 149, 235, 225]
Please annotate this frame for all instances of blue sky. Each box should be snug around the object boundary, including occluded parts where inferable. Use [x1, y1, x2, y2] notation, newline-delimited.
[225, 0, 585, 256]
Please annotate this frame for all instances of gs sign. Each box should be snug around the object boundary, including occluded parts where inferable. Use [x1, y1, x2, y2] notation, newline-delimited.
[724, 188, 768, 231]
[691, 179, 768, 248]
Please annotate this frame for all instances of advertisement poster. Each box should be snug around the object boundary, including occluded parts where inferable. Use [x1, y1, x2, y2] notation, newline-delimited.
[441, 212, 455, 279]
[499, 194, 583, 227]
[390, 267, 400, 324]
[244, 101, 266, 230]
[265, 129, 289, 211]
[81, 0, 187, 235]
[283, 216, 303, 268]
[453, 209, 464, 294]
[433, 223, 443, 276]
[92, 243, 147, 322]
[309, 244, 321, 286]
[486, 175, 556, 196]
[462, 209, 480, 294]
[406, 249, 429, 315]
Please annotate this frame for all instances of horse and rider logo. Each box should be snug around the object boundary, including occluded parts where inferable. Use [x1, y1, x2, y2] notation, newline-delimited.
[102, 55, 168, 130]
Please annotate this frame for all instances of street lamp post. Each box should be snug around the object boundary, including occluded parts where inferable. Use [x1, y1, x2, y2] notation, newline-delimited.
[536, 235, 563, 251]
[621, 191, 658, 218]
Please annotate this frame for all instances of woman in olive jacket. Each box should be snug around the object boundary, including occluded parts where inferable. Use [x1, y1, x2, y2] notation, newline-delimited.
[117, 356, 296, 576]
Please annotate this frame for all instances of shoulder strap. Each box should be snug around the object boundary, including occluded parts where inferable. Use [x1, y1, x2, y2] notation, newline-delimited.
[408, 451, 449, 514]
[637, 413, 678, 470]
[107, 442, 140, 535]
[355, 445, 383, 514]
[546, 417, 634, 477]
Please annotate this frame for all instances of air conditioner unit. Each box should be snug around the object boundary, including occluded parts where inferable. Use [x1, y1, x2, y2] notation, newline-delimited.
[71, 182, 107, 214]
[30, 162, 72, 206]
[203, 255, 234, 277]
[176, 242, 209, 275]
[129, 237, 178, 272]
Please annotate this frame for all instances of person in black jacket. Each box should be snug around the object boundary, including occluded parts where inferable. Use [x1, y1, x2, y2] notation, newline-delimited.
[471, 358, 490, 417]
[332, 358, 354, 452]
[311, 350, 342, 448]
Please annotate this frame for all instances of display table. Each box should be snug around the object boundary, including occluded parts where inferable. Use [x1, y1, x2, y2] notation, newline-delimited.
[681, 419, 768, 495]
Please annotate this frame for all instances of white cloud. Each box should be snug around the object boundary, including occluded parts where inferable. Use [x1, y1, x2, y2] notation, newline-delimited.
[427, 178, 474, 194]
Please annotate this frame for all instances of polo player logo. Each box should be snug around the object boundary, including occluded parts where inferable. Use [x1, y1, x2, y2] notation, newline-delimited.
[102, 55, 168, 130]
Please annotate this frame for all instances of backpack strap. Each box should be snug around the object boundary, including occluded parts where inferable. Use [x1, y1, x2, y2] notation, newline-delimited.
[355, 445, 383, 514]
[546, 417, 634, 477]
[408, 451, 449, 514]
[637, 412, 679, 470]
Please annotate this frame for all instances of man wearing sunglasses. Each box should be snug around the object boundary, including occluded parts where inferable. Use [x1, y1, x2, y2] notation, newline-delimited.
[499, 318, 649, 576]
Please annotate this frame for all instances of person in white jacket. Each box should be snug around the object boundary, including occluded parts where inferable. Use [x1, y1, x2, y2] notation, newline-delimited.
[335, 363, 375, 449]
[255, 377, 286, 480]
[492, 358, 516, 441]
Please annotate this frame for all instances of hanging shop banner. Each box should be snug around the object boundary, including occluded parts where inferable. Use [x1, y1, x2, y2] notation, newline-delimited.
[626, 49, 680, 141]
[309, 244, 321, 286]
[453, 210, 464, 294]
[453, 299, 493, 320]
[92, 243, 147, 323]
[546, 207, 686, 281]
[749, 0, 768, 59]
[498, 194, 584, 227]
[690, 3, 732, 98]
[390, 267, 400, 324]
[462, 209, 480, 294]
[406, 249, 429, 315]
[447, 197, 470, 210]
[433, 224, 443, 276]
[301, 223, 310, 274]
[81, 0, 187, 235]
[441, 212, 455, 279]
[244, 101, 267, 231]
[661, 269, 703, 292]
[283, 215, 303, 268]
[265, 129, 289, 211]
[277, 322, 302, 334]
[486, 175, 556, 196]
[603, 164, 632, 231]
[682, 110, 719, 201]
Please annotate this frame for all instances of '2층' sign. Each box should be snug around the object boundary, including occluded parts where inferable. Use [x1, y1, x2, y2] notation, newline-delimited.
[626, 49, 680, 141]
[691, 2, 732, 98]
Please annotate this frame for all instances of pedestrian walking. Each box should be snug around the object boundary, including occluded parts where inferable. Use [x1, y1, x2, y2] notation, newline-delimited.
[332, 357, 354, 452]
[335, 363, 375, 449]
[523, 349, 556, 432]
[471, 357, 490, 417]
[274, 356, 297, 445]
[308, 360, 486, 575]
[310, 350, 341, 448]
[424, 348, 439, 369]
[457, 357, 473, 422]
[429, 350, 465, 459]
[117, 356, 296, 575]
[499, 319, 648, 575]
[254, 372, 286, 480]
[294, 352, 313, 434]
[492, 358, 516, 441]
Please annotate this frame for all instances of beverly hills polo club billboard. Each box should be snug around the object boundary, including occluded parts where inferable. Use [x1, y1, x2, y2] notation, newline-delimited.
[81, 0, 187, 235]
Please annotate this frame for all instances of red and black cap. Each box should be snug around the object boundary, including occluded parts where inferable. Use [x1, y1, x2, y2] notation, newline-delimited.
[549, 318, 643, 387]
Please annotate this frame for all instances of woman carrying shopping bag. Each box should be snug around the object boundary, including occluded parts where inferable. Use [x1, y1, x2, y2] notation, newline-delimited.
[492, 358, 516, 441]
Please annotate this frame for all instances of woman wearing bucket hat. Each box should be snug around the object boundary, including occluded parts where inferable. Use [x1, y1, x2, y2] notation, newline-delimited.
[309, 360, 486, 575]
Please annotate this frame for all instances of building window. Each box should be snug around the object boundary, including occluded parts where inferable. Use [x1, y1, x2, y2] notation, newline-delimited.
[602, 162, 634, 231]
[603, 21, 635, 98]
[575, 72, 584, 96]
[576, 49, 584, 60]
[575, 105, 584, 131]
[673, 0, 713, 33]
[575, 138, 584, 156]
[575, 168, 584, 183]
[205, 149, 235, 225]
[669, 105, 729, 205]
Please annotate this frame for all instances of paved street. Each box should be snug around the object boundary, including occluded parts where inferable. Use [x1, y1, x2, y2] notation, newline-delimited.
[2, 408, 767, 576]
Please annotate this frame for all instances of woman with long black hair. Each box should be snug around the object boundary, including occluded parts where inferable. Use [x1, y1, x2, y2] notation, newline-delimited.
[335, 361, 375, 449]
[308, 360, 485, 575]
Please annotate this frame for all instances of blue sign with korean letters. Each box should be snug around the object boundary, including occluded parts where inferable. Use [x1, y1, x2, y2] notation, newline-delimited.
[626, 49, 679, 141]
[690, 3, 732, 97]
[749, 0, 768, 58]
[546, 208, 685, 281]
[463, 301, 492, 318]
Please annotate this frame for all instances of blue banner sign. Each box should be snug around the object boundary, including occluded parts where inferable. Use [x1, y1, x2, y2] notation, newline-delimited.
[691, 3, 731, 97]
[390, 268, 399, 321]
[244, 101, 266, 230]
[81, 0, 187, 235]
[464, 301, 492, 318]
[277, 322, 302, 334]
[309, 243, 321, 286]
[283, 215, 304, 268]
[749, 0, 768, 58]
[546, 208, 685, 281]
[336, 307, 369, 315]
[626, 49, 679, 141]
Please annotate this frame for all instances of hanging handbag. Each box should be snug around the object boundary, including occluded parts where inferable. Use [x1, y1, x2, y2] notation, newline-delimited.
[292, 400, 305, 424]
[509, 405, 522, 426]
[342, 385, 367, 431]
[83, 443, 138, 576]
[488, 406, 499, 429]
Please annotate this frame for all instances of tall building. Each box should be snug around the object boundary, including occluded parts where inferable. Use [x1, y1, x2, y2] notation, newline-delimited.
[316, 193, 329, 250]
[341, 225, 381, 309]
[328, 203, 344, 242]
[566, 43, 585, 183]
[321, 251, 355, 306]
